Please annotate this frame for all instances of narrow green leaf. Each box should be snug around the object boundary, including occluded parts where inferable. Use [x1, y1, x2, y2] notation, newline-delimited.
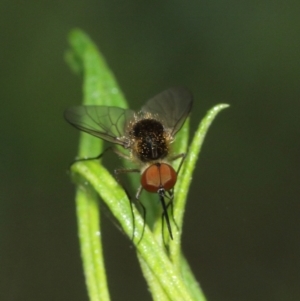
[75, 183, 109, 301]
[66, 29, 128, 157]
[137, 256, 171, 301]
[170, 103, 230, 267]
[66, 28, 230, 301]
[180, 254, 205, 301]
[72, 161, 195, 301]
[66, 28, 129, 301]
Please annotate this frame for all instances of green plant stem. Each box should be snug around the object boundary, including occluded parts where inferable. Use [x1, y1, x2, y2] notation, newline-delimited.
[137, 255, 171, 301]
[75, 185, 110, 301]
[72, 161, 196, 301]
[180, 254, 205, 301]
[170, 104, 230, 270]
[66, 28, 128, 301]
[66, 28, 230, 301]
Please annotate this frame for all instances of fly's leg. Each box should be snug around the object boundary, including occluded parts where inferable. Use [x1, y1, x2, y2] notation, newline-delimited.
[69, 147, 144, 243]
[158, 188, 174, 247]
[114, 168, 146, 244]
[164, 190, 179, 232]
[68, 146, 132, 168]
[170, 152, 186, 175]
[160, 153, 186, 240]
[134, 186, 147, 244]
[68, 146, 113, 169]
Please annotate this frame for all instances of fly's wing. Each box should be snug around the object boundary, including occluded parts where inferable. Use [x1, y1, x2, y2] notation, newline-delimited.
[64, 105, 135, 146]
[141, 87, 193, 136]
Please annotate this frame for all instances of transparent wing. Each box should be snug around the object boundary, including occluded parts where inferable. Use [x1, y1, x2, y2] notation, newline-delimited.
[64, 105, 135, 146]
[141, 87, 193, 136]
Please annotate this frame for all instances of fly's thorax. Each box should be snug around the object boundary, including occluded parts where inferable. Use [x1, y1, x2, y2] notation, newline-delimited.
[128, 118, 171, 163]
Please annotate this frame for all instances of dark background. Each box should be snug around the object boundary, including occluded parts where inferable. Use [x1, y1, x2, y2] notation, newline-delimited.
[1, 1, 300, 301]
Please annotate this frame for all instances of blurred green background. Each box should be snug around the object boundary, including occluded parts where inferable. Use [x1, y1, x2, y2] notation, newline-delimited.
[1, 1, 300, 300]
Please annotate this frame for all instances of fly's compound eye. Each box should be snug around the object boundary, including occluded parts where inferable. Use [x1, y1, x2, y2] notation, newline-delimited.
[141, 163, 177, 193]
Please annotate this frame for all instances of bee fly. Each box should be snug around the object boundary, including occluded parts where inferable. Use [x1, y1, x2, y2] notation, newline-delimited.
[64, 87, 193, 241]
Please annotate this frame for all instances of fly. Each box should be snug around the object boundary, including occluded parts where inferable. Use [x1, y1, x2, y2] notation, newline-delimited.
[64, 87, 193, 242]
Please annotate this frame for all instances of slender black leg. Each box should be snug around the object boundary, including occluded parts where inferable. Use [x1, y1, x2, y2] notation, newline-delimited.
[163, 153, 186, 239]
[134, 186, 146, 244]
[170, 152, 186, 175]
[114, 168, 142, 242]
[68, 146, 114, 169]
[159, 188, 173, 241]
[70, 147, 145, 243]
[69, 146, 133, 168]
[165, 190, 179, 232]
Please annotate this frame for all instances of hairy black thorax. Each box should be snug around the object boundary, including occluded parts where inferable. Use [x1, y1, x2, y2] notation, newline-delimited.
[130, 119, 169, 162]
